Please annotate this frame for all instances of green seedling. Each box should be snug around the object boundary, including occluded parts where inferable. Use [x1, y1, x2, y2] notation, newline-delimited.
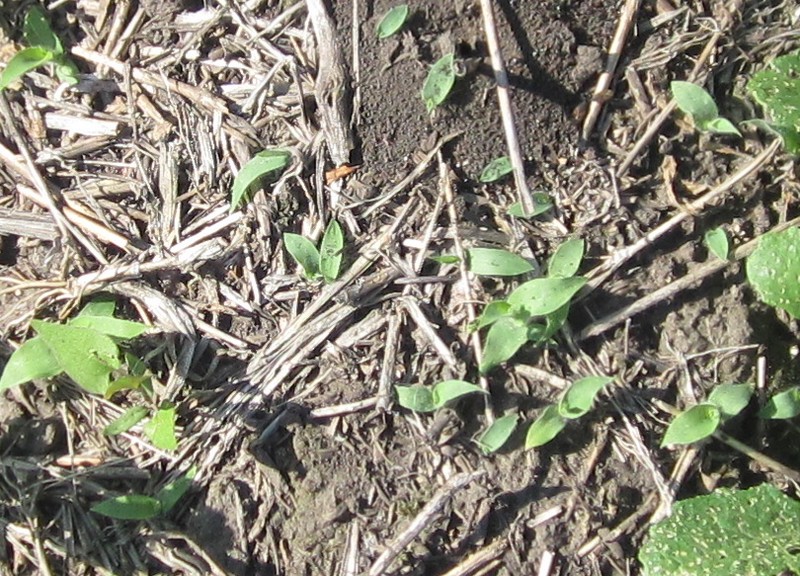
[230, 148, 292, 211]
[479, 156, 513, 183]
[430, 254, 461, 265]
[661, 383, 753, 446]
[395, 380, 485, 413]
[422, 53, 455, 112]
[0, 6, 79, 91]
[143, 403, 178, 451]
[475, 414, 518, 454]
[507, 193, 553, 219]
[746, 227, 800, 318]
[759, 386, 800, 419]
[704, 227, 729, 260]
[525, 375, 612, 448]
[747, 50, 800, 154]
[639, 484, 800, 576]
[376, 5, 409, 39]
[284, 219, 344, 282]
[671, 81, 741, 136]
[92, 467, 195, 520]
[466, 247, 533, 276]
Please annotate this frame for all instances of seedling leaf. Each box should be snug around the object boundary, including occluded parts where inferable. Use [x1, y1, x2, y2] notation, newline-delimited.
[230, 149, 291, 211]
[78, 299, 116, 317]
[54, 56, 80, 85]
[539, 302, 570, 342]
[702, 116, 741, 136]
[707, 382, 752, 418]
[671, 81, 719, 124]
[156, 467, 196, 514]
[0, 47, 55, 91]
[24, 7, 62, 54]
[746, 227, 800, 318]
[91, 495, 161, 520]
[421, 53, 455, 112]
[376, 5, 409, 39]
[476, 414, 518, 454]
[748, 50, 800, 151]
[395, 385, 436, 412]
[143, 404, 178, 451]
[661, 403, 720, 446]
[105, 374, 150, 398]
[466, 247, 533, 276]
[479, 156, 513, 183]
[507, 276, 586, 317]
[284, 233, 321, 279]
[704, 227, 729, 260]
[0, 336, 61, 391]
[319, 219, 344, 282]
[558, 375, 612, 419]
[525, 405, 566, 448]
[430, 254, 460, 265]
[479, 315, 529, 374]
[639, 484, 800, 576]
[432, 380, 484, 408]
[69, 316, 149, 339]
[104, 406, 149, 436]
[470, 300, 511, 332]
[547, 238, 585, 278]
[759, 386, 800, 419]
[508, 193, 552, 218]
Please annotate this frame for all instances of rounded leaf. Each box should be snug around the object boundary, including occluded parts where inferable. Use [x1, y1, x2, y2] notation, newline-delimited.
[376, 5, 409, 39]
[395, 385, 436, 412]
[507, 276, 586, 317]
[476, 414, 518, 454]
[432, 380, 484, 408]
[230, 149, 291, 211]
[525, 405, 567, 448]
[671, 81, 719, 123]
[703, 116, 741, 137]
[143, 405, 178, 451]
[547, 238, 585, 278]
[421, 53, 455, 112]
[661, 403, 720, 447]
[479, 156, 513, 183]
[284, 233, 320, 279]
[707, 382, 753, 418]
[467, 247, 533, 276]
[759, 386, 800, 419]
[558, 375, 612, 419]
[479, 315, 529, 374]
[746, 227, 800, 318]
[508, 194, 552, 219]
[469, 300, 511, 332]
[704, 227, 729, 260]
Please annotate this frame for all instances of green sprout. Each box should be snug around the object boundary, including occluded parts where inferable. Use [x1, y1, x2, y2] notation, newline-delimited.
[376, 5, 409, 39]
[421, 53, 455, 112]
[230, 148, 292, 211]
[670, 81, 741, 136]
[704, 227, 729, 260]
[479, 156, 513, 183]
[91, 467, 196, 520]
[395, 380, 485, 412]
[284, 219, 344, 283]
[661, 383, 753, 446]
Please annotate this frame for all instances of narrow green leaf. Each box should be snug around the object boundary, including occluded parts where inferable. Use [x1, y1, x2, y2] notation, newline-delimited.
[759, 387, 800, 419]
[0, 336, 61, 391]
[230, 149, 291, 211]
[671, 81, 719, 124]
[702, 116, 741, 136]
[547, 238, 585, 278]
[78, 298, 116, 318]
[467, 247, 533, 276]
[91, 494, 161, 520]
[476, 414, 518, 454]
[31, 320, 120, 395]
[704, 227, 729, 260]
[0, 47, 55, 91]
[104, 406, 149, 436]
[479, 315, 529, 374]
[24, 6, 62, 54]
[707, 383, 753, 418]
[432, 380, 484, 408]
[376, 4, 409, 39]
[105, 374, 150, 399]
[508, 194, 553, 219]
[143, 404, 178, 451]
[479, 156, 513, 183]
[558, 375, 612, 419]
[525, 405, 567, 448]
[284, 233, 320, 279]
[69, 316, 149, 340]
[469, 300, 511, 332]
[507, 276, 586, 317]
[319, 219, 344, 283]
[661, 404, 720, 446]
[430, 254, 460, 265]
[156, 467, 196, 514]
[395, 385, 436, 412]
[421, 53, 455, 112]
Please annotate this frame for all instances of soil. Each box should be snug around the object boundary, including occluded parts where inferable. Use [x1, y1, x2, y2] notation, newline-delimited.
[1, 0, 800, 575]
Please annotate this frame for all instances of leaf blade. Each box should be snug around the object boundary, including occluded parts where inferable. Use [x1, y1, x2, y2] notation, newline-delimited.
[376, 4, 409, 39]
[319, 219, 344, 283]
[467, 247, 533, 276]
[421, 53, 455, 112]
[230, 149, 291, 211]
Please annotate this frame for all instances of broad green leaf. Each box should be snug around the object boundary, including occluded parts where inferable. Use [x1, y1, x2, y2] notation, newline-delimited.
[230, 149, 291, 211]
[0, 336, 61, 391]
[639, 484, 800, 576]
[702, 117, 741, 136]
[508, 193, 552, 219]
[319, 219, 344, 283]
[430, 254, 460, 265]
[31, 320, 120, 395]
[746, 227, 800, 318]
[759, 386, 800, 419]
[376, 5, 409, 39]
[156, 467, 196, 514]
[476, 414, 518, 454]
[707, 383, 753, 418]
[744, 119, 800, 154]
[558, 375, 612, 419]
[479, 315, 529, 374]
[661, 403, 720, 447]
[671, 81, 719, 124]
[395, 385, 436, 412]
[284, 233, 320, 279]
[432, 380, 484, 408]
[143, 404, 178, 451]
[78, 298, 116, 317]
[91, 494, 161, 520]
[547, 238, 585, 278]
[748, 51, 800, 140]
[0, 47, 55, 91]
[54, 56, 80, 85]
[507, 276, 586, 317]
[466, 247, 533, 276]
[704, 227, 729, 260]
[104, 406, 149, 436]
[105, 374, 150, 399]
[421, 53, 455, 112]
[525, 405, 567, 448]
[469, 300, 511, 332]
[24, 6, 62, 54]
[69, 316, 149, 340]
[479, 156, 513, 183]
